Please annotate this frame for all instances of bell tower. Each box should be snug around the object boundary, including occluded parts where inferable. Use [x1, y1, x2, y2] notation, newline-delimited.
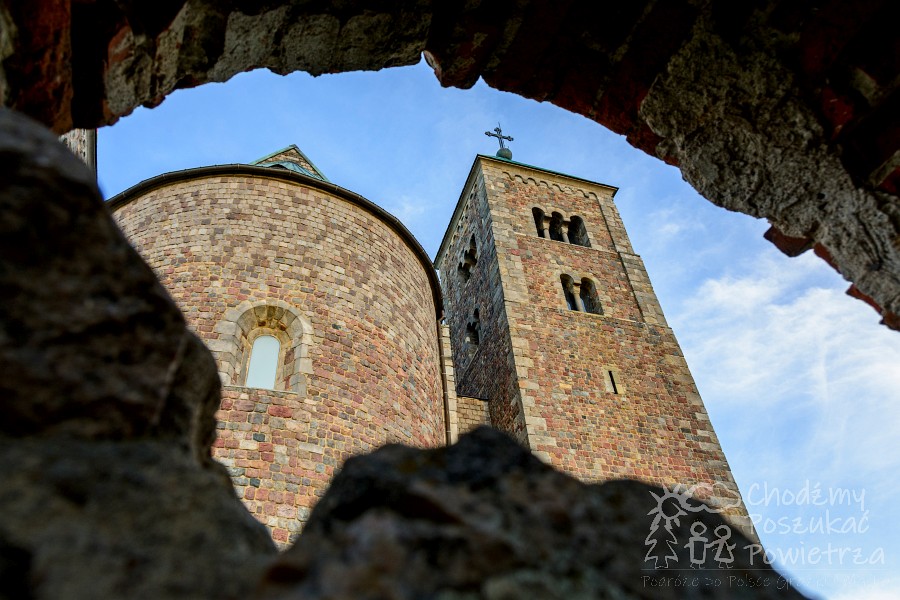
[437, 151, 751, 532]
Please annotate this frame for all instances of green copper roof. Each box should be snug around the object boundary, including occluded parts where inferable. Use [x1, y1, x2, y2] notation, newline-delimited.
[254, 160, 317, 178]
[250, 144, 329, 182]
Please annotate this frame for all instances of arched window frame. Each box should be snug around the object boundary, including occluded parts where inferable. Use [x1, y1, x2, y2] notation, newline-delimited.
[464, 307, 481, 364]
[532, 207, 546, 238]
[532, 207, 591, 247]
[548, 212, 565, 242]
[568, 215, 591, 247]
[579, 278, 603, 315]
[560, 274, 579, 311]
[211, 300, 314, 394]
[458, 234, 478, 282]
[242, 328, 288, 389]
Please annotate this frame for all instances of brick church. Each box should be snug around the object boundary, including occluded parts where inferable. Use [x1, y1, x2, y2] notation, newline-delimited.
[104, 139, 749, 546]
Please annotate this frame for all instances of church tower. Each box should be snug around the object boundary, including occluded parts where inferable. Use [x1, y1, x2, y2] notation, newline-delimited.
[436, 151, 750, 531]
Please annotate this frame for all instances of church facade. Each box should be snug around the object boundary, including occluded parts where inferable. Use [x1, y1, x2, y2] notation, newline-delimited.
[109, 145, 749, 546]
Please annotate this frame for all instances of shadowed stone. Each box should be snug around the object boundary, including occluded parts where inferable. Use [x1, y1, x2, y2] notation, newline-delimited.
[0, 107, 220, 462]
[259, 427, 807, 599]
[0, 439, 275, 600]
[0, 108, 276, 598]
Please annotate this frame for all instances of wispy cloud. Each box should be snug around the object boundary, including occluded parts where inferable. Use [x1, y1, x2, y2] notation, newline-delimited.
[676, 251, 900, 474]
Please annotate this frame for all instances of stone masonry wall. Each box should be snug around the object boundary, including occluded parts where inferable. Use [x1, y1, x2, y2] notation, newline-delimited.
[456, 396, 490, 435]
[438, 167, 527, 445]
[445, 156, 750, 531]
[112, 172, 445, 545]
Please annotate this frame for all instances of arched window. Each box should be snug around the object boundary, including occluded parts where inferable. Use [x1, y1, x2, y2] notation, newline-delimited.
[245, 335, 280, 389]
[560, 275, 578, 311]
[548, 212, 565, 242]
[580, 278, 603, 315]
[568, 216, 591, 247]
[458, 235, 478, 282]
[211, 300, 314, 394]
[532, 207, 546, 238]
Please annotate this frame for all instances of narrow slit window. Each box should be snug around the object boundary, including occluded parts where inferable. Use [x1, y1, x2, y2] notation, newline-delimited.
[245, 335, 280, 389]
[608, 370, 619, 395]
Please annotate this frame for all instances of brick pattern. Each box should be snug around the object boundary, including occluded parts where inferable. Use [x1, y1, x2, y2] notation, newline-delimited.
[113, 173, 445, 546]
[439, 156, 751, 535]
[456, 396, 490, 434]
[439, 323, 460, 442]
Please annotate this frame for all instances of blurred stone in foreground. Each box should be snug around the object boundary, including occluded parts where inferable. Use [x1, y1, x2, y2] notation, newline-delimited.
[0, 107, 275, 599]
[261, 427, 807, 600]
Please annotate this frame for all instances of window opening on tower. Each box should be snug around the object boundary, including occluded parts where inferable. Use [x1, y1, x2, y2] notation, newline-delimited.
[580, 278, 602, 315]
[458, 235, 478, 282]
[245, 335, 280, 389]
[549, 212, 565, 242]
[532, 207, 546, 238]
[568, 216, 591, 247]
[561, 275, 578, 311]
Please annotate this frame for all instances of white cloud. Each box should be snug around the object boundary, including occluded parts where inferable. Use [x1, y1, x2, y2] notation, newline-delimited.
[386, 195, 429, 222]
[646, 205, 708, 242]
[668, 249, 900, 598]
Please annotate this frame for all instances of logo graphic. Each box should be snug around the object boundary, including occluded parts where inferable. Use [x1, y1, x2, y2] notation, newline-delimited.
[644, 485, 735, 569]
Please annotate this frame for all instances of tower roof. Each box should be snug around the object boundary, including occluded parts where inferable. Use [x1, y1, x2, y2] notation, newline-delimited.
[250, 144, 329, 182]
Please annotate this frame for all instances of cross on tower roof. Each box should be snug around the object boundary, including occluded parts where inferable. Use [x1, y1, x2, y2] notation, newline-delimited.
[485, 124, 514, 160]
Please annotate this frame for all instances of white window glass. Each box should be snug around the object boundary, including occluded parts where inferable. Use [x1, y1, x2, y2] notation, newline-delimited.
[245, 335, 279, 389]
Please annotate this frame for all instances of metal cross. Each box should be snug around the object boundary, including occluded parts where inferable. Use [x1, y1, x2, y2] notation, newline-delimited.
[485, 123, 513, 149]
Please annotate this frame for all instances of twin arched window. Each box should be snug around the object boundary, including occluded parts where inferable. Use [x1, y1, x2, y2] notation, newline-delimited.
[560, 275, 603, 315]
[533, 208, 591, 247]
[458, 235, 478, 282]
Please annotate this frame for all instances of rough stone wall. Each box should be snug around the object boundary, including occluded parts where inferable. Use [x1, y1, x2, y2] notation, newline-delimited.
[4, 0, 896, 329]
[112, 172, 444, 545]
[0, 107, 277, 600]
[438, 322, 460, 443]
[437, 167, 527, 445]
[442, 156, 750, 531]
[456, 396, 490, 434]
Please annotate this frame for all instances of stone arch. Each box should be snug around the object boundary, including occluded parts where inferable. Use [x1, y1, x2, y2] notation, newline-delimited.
[560, 274, 578, 311]
[212, 299, 314, 394]
[6, 1, 898, 326]
[548, 212, 565, 242]
[532, 207, 546, 238]
[568, 216, 591, 248]
[579, 278, 602, 315]
[458, 234, 478, 282]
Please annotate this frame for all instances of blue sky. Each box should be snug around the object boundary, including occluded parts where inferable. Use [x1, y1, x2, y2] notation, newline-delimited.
[98, 59, 900, 599]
